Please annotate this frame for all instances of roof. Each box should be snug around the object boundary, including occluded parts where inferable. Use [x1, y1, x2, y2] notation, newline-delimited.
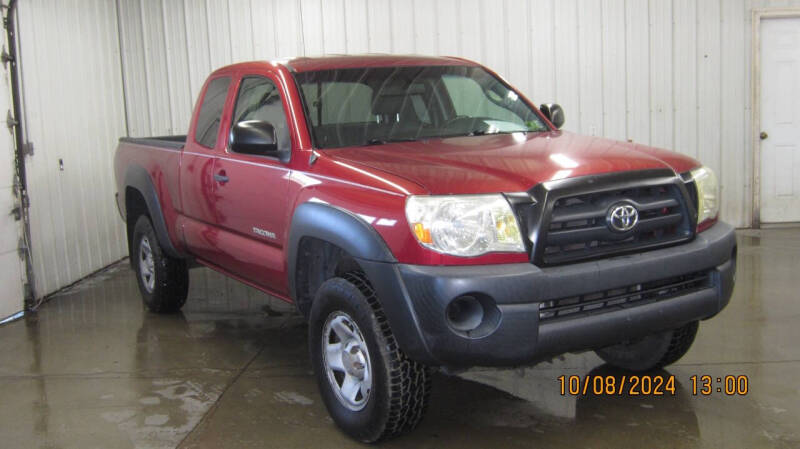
[280, 54, 479, 73]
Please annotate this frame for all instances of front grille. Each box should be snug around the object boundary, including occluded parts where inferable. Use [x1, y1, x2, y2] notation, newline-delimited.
[539, 183, 693, 265]
[538, 270, 711, 322]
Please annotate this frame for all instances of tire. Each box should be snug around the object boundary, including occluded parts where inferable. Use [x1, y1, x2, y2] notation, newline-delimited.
[595, 321, 699, 372]
[309, 272, 431, 443]
[131, 215, 188, 313]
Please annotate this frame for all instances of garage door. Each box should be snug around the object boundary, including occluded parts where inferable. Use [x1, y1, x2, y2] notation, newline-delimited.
[0, 19, 24, 321]
[16, 0, 128, 297]
[760, 17, 800, 224]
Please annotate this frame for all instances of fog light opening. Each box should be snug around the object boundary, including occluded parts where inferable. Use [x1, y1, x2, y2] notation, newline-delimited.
[446, 295, 484, 332]
[445, 294, 502, 339]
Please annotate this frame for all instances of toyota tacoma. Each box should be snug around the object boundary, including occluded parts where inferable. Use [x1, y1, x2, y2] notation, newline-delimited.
[114, 55, 737, 442]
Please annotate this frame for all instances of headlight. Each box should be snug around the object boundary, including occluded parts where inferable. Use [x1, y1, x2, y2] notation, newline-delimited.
[405, 194, 525, 256]
[690, 166, 719, 229]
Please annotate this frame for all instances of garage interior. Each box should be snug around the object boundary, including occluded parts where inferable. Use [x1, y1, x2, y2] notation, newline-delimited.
[0, 0, 799, 447]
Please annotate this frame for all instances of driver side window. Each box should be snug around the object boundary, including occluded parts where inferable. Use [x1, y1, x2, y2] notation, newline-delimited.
[231, 76, 291, 153]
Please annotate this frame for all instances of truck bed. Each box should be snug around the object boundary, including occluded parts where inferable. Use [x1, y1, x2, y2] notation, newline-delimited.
[119, 135, 186, 150]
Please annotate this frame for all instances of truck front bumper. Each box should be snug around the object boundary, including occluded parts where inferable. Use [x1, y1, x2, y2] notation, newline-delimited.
[358, 221, 737, 368]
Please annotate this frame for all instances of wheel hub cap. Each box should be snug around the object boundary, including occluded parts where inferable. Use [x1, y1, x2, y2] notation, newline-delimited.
[322, 312, 372, 411]
[138, 236, 156, 293]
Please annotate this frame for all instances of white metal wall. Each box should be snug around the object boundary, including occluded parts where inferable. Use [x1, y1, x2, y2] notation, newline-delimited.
[14, 0, 800, 297]
[0, 1, 24, 319]
[17, 0, 127, 297]
[117, 0, 800, 229]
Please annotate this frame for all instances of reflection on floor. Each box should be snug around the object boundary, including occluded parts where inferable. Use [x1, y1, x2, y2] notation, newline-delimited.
[1, 229, 799, 448]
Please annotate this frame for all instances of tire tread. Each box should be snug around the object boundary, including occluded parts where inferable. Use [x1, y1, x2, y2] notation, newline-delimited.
[341, 272, 432, 441]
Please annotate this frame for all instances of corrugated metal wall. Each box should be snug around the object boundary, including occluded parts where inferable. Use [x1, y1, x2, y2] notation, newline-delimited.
[17, 0, 128, 297]
[14, 0, 800, 297]
[116, 0, 800, 230]
[0, 1, 24, 319]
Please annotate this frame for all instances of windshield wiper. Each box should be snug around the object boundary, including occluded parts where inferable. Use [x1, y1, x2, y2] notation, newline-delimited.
[466, 129, 530, 137]
[364, 137, 419, 146]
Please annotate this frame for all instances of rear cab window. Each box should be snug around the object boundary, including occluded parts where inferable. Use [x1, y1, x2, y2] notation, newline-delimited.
[194, 76, 232, 148]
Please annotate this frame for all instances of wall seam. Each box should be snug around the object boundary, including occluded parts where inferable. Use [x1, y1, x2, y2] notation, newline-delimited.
[139, 0, 154, 135]
[160, 0, 174, 134]
[114, 0, 131, 137]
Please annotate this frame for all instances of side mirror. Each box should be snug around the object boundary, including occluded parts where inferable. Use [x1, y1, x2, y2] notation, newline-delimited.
[230, 120, 280, 157]
[539, 103, 565, 129]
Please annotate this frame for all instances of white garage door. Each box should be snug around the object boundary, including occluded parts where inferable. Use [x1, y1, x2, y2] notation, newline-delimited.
[760, 17, 800, 224]
[0, 18, 25, 322]
[16, 1, 127, 297]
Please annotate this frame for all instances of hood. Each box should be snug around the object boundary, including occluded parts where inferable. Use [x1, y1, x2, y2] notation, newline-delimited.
[326, 132, 700, 194]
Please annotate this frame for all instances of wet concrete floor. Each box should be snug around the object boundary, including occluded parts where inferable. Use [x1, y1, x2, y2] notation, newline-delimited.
[1, 229, 799, 448]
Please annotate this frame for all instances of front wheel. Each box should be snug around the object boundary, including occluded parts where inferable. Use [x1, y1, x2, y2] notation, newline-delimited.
[309, 273, 431, 443]
[595, 321, 699, 372]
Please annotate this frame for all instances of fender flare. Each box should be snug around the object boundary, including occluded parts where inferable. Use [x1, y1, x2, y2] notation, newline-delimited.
[123, 165, 184, 259]
[287, 201, 436, 363]
[287, 201, 396, 301]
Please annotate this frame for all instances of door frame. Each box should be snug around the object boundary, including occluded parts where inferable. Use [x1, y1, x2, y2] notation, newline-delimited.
[751, 8, 800, 228]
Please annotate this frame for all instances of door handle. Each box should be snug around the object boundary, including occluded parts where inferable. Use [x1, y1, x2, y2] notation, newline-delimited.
[760, 131, 768, 140]
[214, 172, 229, 183]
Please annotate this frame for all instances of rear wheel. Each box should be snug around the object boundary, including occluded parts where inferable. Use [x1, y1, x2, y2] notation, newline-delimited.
[595, 321, 699, 372]
[131, 215, 188, 313]
[309, 272, 431, 443]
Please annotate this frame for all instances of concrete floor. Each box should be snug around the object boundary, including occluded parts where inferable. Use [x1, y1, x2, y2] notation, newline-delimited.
[1, 229, 799, 448]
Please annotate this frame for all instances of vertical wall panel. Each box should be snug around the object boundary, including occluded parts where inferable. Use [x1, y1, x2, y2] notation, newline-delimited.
[273, 0, 303, 56]
[183, 0, 212, 106]
[578, 0, 603, 136]
[117, 0, 149, 137]
[625, 0, 650, 144]
[413, 0, 438, 56]
[529, 0, 555, 107]
[436, 0, 460, 55]
[162, 0, 193, 133]
[457, 0, 483, 64]
[720, 0, 749, 226]
[648, 0, 673, 149]
[390, 0, 414, 53]
[321, 0, 346, 53]
[205, 0, 233, 69]
[601, 0, 627, 141]
[18, 0, 127, 297]
[366, 0, 392, 52]
[228, 0, 254, 62]
[0, 0, 25, 319]
[250, 1, 277, 60]
[140, 0, 171, 136]
[697, 0, 722, 176]
[345, 0, 370, 53]
[506, 0, 531, 97]
[673, 0, 699, 159]
[300, 0, 324, 55]
[553, 0, 580, 131]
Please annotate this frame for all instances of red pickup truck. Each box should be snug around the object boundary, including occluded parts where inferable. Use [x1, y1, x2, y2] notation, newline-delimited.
[114, 55, 736, 442]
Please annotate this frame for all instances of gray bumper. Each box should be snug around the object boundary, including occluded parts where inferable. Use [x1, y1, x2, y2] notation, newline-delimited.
[358, 221, 737, 368]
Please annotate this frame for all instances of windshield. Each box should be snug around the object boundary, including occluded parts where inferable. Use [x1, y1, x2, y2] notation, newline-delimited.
[293, 65, 549, 149]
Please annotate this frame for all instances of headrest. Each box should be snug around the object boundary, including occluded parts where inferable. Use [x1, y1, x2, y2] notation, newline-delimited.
[372, 95, 406, 115]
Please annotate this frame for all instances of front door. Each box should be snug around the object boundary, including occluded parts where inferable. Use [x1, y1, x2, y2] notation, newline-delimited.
[760, 17, 800, 223]
[212, 75, 291, 294]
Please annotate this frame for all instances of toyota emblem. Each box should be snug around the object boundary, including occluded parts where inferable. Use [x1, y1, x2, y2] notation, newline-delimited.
[607, 203, 639, 232]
